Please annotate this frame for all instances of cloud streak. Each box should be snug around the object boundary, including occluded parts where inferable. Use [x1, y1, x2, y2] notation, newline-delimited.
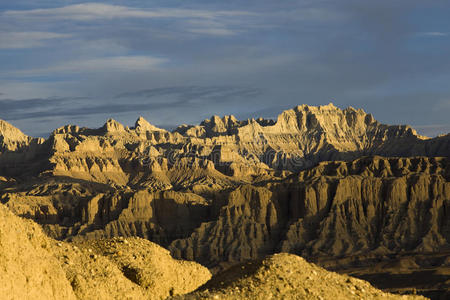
[3, 3, 253, 21]
[9, 55, 168, 76]
[1, 3, 256, 38]
[418, 31, 448, 37]
[0, 31, 70, 49]
[116, 86, 262, 101]
[0, 86, 263, 122]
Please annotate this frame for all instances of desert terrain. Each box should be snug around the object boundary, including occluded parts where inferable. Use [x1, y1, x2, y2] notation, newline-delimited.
[1, 104, 449, 299]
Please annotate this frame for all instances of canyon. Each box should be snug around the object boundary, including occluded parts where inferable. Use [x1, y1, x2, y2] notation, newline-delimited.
[1, 104, 449, 299]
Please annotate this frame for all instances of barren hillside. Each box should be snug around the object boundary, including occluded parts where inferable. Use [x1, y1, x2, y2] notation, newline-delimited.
[1, 104, 449, 298]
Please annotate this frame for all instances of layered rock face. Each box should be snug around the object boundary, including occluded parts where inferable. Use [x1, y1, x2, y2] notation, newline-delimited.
[0, 120, 43, 152]
[170, 156, 450, 268]
[0, 104, 449, 297]
[1, 103, 448, 184]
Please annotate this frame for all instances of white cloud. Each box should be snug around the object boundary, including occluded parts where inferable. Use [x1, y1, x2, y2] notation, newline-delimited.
[185, 19, 240, 36]
[3, 3, 252, 21]
[188, 28, 237, 36]
[11, 56, 168, 75]
[0, 80, 68, 99]
[418, 32, 448, 37]
[0, 31, 70, 49]
[1, 3, 254, 38]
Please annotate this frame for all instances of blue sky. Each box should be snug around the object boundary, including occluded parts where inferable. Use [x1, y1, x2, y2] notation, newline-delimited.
[1, 0, 450, 137]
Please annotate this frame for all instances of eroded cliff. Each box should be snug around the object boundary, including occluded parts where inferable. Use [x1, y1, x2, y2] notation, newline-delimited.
[169, 156, 450, 269]
[0, 104, 449, 297]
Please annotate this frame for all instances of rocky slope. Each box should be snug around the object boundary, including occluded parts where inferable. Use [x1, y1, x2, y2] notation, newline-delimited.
[0, 203, 211, 299]
[4, 156, 447, 268]
[0, 104, 449, 297]
[0, 120, 43, 152]
[169, 156, 450, 267]
[173, 253, 425, 300]
[1, 203, 423, 300]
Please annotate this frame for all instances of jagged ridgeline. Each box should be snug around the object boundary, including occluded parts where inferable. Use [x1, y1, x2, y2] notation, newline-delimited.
[0, 104, 449, 271]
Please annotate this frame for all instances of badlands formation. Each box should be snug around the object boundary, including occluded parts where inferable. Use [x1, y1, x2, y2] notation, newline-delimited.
[0, 104, 449, 299]
[0, 203, 424, 300]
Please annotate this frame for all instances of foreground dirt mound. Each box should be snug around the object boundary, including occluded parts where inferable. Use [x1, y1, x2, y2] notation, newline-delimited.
[0, 204, 210, 300]
[0, 204, 76, 299]
[176, 253, 426, 300]
[75, 237, 212, 298]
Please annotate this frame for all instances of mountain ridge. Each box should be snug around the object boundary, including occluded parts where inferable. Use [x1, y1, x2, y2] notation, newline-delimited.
[0, 103, 430, 138]
[0, 103, 449, 297]
[0, 103, 447, 184]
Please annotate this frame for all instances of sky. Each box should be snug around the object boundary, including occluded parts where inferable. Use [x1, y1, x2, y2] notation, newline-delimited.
[1, 0, 450, 137]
